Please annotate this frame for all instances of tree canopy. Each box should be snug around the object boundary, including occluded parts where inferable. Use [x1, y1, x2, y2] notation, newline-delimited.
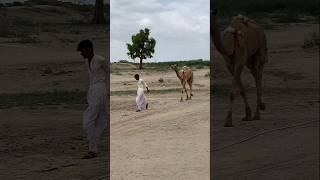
[127, 28, 156, 69]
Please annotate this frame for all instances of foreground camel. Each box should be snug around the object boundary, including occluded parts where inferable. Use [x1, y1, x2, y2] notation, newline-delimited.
[170, 64, 193, 101]
[211, 9, 268, 127]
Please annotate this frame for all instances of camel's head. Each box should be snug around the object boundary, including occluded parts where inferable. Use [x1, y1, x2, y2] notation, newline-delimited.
[170, 64, 178, 70]
[210, 8, 218, 16]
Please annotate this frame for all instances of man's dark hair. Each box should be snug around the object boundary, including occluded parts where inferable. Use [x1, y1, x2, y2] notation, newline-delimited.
[77, 39, 93, 51]
[134, 74, 139, 79]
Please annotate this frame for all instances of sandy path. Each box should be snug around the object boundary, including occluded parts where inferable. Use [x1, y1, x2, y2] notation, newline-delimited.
[111, 91, 210, 180]
[110, 68, 210, 179]
[0, 105, 108, 180]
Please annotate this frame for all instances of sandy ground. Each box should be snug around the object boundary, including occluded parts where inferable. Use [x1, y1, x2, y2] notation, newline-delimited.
[110, 68, 210, 180]
[0, 5, 109, 180]
[211, 23, 319, 179]
[0, 56, 109, 180]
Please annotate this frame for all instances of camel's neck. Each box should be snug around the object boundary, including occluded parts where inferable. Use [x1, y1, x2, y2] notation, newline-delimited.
[174, 68, 182, 80]
[211, 15, 232, 56]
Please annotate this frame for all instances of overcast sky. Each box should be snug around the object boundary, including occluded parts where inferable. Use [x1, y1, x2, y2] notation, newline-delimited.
[110, 0, 209, 62]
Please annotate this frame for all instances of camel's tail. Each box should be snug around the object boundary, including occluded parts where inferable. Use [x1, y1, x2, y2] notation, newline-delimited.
[265, 47, 269, 63]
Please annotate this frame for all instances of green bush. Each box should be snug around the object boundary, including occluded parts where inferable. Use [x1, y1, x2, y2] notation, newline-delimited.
[143, 59, 210, 71]
[119, 60, 129, 63]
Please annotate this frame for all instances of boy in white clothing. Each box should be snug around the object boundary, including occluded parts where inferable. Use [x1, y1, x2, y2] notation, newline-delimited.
[134, 74, 149, 112]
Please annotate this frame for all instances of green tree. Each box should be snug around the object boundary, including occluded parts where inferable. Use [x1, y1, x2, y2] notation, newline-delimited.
[127, 28, 156, 69]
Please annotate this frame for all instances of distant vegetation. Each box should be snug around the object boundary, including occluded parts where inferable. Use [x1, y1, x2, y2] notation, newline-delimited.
[0, 0, 109, 12]
[213, 0, 319, 17]
[213, 0, 319, 25]
[0, 16, 40, 42]
[143, 59, 210, 71]
[0, 89, 87, 108]
[0, 0, 109, 44]
[112, 59, 210, 73]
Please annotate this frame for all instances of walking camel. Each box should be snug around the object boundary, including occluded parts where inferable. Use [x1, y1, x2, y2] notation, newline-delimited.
[211, 9, 268, 127]
[170, 64, 193, 102]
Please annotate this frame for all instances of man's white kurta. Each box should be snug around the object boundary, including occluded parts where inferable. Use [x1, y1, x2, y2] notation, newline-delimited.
[83, 55, 107, 146]
[136, 79, 148, 110]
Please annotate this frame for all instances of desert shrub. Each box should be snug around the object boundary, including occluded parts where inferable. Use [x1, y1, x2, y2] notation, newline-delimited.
[204, 72, 210, 78]
[158, 78, 164, 83]
[302, 32, 320, 49]
[119, 60, 129, 63]
[111, 67, 120, 74]
[196, 65, 204, 69]
[0, 17, 39, 44]
[6, 34, 38, 43]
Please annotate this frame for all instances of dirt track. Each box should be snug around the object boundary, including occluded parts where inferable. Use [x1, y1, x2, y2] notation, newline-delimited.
[0, 5, 109, 179]
[110, 68, 210, 179]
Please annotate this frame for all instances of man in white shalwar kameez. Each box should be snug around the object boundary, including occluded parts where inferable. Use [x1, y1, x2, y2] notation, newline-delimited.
[77, 40, 107, 159]
[134, 74, 149, 112]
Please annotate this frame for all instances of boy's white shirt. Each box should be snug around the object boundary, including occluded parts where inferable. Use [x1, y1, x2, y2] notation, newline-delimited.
[137, 79, 148, 89]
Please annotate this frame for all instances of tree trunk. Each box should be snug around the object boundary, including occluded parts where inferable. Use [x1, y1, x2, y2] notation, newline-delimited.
[92, 0, 105, 24]
[139, 58, 143, 69]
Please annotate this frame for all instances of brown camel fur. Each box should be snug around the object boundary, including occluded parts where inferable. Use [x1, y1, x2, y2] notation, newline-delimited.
[211, 9, 268, 127]
[170, 64, 194, 102]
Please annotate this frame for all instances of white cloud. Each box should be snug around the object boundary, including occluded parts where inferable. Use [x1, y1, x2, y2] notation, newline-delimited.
[110, 0, 209, 62]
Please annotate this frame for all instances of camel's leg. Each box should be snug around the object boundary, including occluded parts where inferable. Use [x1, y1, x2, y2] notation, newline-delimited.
[180, 88, 184, 102]
[252, 62, 266, 120]
[224, 64, 235, 127]
[183, 81, 189, 100]
[189, 75, 193, 96]
[238, 78, 252, 121]
[225, 77, 237, 127]
[180, 82, 184, 102]
[232, 62, 252, 120]
[258, 64, 266, 110]
[188, 80, 193, 99]
[224, 56, 251, 127]
[224, 62, 243, 127]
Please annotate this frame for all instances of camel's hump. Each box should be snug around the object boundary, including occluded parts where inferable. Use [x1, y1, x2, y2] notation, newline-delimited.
[182, 66, 190, 70]
[233, 14, 255, 24]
